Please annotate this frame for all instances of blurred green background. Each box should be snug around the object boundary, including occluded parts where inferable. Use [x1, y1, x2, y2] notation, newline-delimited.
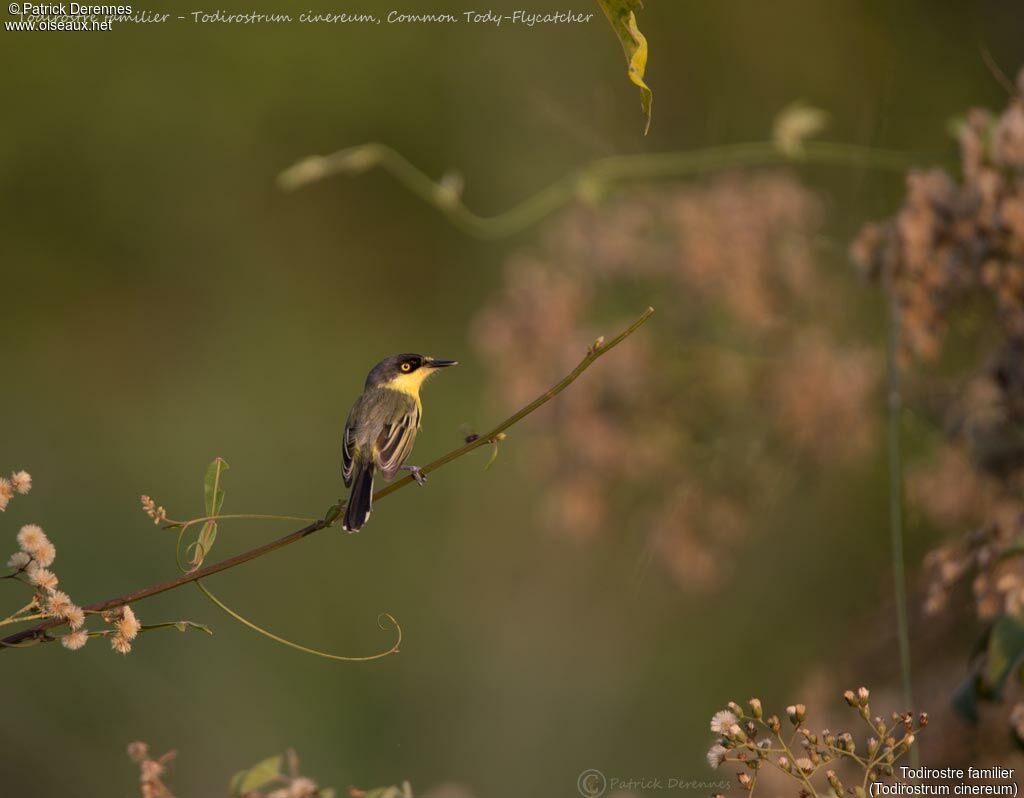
[2, 1, 1023, 795]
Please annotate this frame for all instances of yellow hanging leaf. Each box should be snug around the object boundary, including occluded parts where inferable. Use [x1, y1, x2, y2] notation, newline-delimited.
[597, 0, 653, 135]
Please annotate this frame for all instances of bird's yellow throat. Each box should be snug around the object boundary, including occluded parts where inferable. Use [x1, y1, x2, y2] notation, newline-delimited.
[382, 367, 438, 406]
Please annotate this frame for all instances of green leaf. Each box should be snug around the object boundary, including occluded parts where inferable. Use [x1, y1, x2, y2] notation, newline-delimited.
[596, 0, 653, 135]
[230, 754, 283, 796]
[189, 520, 217, 571]
[192, 457, 228, 571]
[946, 114, 967, 141]
[994, 542, 1024, 565]
[204, 456, 229, 516]
[982, 614, 1024, 698]
[173, 620, 214, 635]
[951, 667, 981, 722]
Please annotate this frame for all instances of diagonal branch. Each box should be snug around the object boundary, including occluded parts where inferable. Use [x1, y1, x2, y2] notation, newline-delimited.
[1, 307, 655, 649]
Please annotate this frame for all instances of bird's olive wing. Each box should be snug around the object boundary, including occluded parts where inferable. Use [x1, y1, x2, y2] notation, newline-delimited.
[375, 405, 420, 480]
[342, 409, 358, 487]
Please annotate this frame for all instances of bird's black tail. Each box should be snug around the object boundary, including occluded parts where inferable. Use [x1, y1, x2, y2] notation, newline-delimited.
[343, 463, 374, 532]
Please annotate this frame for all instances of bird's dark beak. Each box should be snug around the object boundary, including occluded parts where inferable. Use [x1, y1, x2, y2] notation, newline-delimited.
[427, 358, 459, 368]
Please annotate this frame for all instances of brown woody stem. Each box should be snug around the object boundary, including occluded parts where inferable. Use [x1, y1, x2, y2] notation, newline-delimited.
[1, 307, 655, 649]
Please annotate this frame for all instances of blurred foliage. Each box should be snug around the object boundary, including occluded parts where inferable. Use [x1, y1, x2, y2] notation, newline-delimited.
[472, 172, 881, 590]
[772, 102, 830, 157]
[852, 70, 1024, 742]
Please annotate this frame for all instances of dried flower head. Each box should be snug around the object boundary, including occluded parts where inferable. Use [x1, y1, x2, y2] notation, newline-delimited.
[111, 635, 132, 655]
[711, 709, 739, 734]
[65, 605, 85, 631]
[853, 76, 1024, 658]
[45, 590, 74, 618]
[6, 551, 30, 571]
[289, 777, 319, 797]
[140, 495, 167, 525]
[10, 471, 32, 494]
[30, 540, 56, 568]
[127, 741, 176, 798]
[61, 630, 88, 650]
[707, 743, 728, 770]
[28, 566, 58, 592]
[705, 689, 925, 796]
[116, 605, 141, 640]
[16, 524, 48, 553]
[127, 741, 150, 763]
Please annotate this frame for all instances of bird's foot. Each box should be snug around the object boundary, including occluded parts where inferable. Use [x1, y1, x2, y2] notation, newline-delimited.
[402, 465, 428, 486]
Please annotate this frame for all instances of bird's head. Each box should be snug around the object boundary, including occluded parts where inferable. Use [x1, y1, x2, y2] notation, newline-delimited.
[366, 353, 458, 395]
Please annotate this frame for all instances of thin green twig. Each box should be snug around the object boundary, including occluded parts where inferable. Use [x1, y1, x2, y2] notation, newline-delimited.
[278, 141, 924, 239]
[885, 293, 917, 768]
[195, 580, 401, 662]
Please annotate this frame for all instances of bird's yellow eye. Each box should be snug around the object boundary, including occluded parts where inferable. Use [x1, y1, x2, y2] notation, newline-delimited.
[400, 362, 412, 372]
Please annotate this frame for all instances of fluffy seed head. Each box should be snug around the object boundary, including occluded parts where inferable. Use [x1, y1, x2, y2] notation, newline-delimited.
[111, 635, 132, 654]
[16, 524, 48, 553]
[61, 630, 88, 650]
[66, 605, 85, 630]
[710, 709, 738, 734]
[116, 605, 141, 640]
[7, 551, 30, 570]
[30, 540, 56, 568]
[28, 567, 58, 592]
[46, 590, 73, 617]
[10, 471, 32, 494]
[706, 743, 728, 769]
[127, 742, 149, 762]
[289, 777, 319, 797]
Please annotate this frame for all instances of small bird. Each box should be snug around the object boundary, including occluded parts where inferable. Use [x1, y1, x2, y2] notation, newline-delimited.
[341, 353, 458, 531]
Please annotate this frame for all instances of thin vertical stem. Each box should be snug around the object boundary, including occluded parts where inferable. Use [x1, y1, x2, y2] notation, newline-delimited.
[885, 293, 917, 768]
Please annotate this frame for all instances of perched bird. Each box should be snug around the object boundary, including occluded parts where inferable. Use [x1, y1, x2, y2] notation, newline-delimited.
[341, 353, 458, 531]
